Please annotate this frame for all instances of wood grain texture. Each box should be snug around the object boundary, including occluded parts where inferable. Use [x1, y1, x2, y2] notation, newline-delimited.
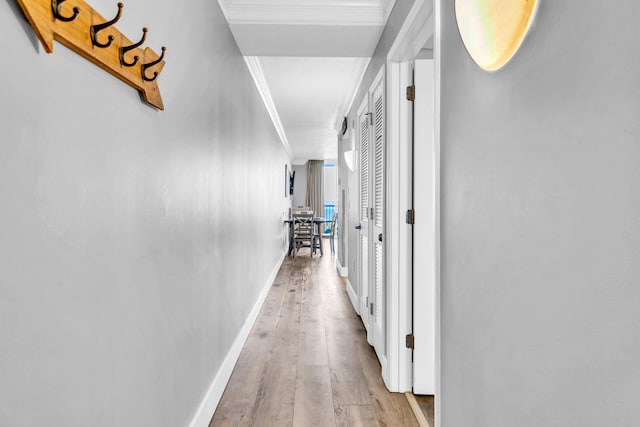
[292, 366, 335, 427]
[211, 254, 420, 427]
[247, 268, 302, 427]
[414, 395, 435, 427]
[355, 336, 420, 427]
[335, 405, 379, 427]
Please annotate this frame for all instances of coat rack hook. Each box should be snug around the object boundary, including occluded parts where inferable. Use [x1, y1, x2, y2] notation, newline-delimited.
[119, 27, 147, 67]
[51, 0, 79, 22]
[141, 46, 166, 82]
[90, 2, 123, 48]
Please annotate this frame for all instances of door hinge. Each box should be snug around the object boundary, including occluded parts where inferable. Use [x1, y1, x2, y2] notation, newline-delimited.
[406, 334, 415, 349]
[366, 112, 373, 125]
[370, 302, 374, 316]
[406, 85, 416, 102]
[369, 207, 374, 220]
[406, 209, 415, 225]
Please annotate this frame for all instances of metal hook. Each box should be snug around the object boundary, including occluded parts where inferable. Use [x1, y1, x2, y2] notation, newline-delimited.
[90, 2, 123, 48]
[119, 27, 147, 67]
[51, 0, 79, 22]
[141, 46, 166, 82]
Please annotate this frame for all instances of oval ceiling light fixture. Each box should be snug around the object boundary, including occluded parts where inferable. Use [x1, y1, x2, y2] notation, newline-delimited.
[455, 0, 539, 71]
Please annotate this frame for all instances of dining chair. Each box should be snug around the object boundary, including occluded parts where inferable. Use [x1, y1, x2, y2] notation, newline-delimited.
[311, 218, 324, 256]
[292, 212, 315, 257]
[328, 212, 338, 254]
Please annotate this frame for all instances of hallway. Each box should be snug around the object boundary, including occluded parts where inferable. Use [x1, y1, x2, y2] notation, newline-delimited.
[211, 252, 419, 426]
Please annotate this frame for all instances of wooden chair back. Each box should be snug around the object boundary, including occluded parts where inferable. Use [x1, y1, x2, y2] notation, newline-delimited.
[292, 213, 315, 256]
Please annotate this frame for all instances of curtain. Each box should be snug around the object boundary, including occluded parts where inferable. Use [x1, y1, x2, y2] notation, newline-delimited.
[306, 160, 324, 217]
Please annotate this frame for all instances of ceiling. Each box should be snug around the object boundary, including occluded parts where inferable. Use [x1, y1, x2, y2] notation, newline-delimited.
[218, 0, 396, 163]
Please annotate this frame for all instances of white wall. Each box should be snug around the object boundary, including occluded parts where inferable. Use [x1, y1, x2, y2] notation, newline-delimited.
[0, 1, 289, 426]
[439, 1, 640, 426]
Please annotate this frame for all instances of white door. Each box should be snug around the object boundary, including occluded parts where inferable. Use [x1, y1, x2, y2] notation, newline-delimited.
[412, 58, 436, 394]
[358, 98, 371, 337]
[357, 68, 387, 358]
[370, 74, 386, 357]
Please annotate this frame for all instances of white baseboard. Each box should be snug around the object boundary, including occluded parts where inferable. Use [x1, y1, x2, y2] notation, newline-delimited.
[188, 251, 286, 427]
[336, 258, 348, 277]
[346, 279, 360, 315]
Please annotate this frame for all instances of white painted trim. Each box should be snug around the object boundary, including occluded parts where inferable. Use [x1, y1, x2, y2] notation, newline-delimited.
[387, 0, 434, 63]
[222, 1, 386, 26]
[397, 60, 414, 393]
[346, 279, 360, 315]
[385, 60, 414, 394]
[188, 252, 286, 427]
[336, 257, 349, 277]
[378, 351, 390, 390]
[384, 61, 404, 393]
[412, 58, 437, 395]
[382, 0, 398, 23]
[434, 0, 442, 424]
[334, 58, 372, 132]
[216, 0, 230, 21]
[243, 57, 292, 157]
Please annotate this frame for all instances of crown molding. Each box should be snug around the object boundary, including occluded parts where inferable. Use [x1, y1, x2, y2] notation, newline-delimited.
[221, 0, 386, 26]
[334, 57, 371, 131]
[387, 0, 434, 63]
[217, 0, 231, 21]
[244, 57, 292, 157]
[382, 0, 397, 22]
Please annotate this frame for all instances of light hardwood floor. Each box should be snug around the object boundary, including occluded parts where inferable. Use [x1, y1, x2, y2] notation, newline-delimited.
[211, 248, 420, 427]
[415, 395, 434, 427]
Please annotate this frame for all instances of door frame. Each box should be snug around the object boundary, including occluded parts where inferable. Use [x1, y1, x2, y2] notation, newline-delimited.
[384, 60, 414, 391]
[412, 57, 437, 395]
[383, 0, 438, 396]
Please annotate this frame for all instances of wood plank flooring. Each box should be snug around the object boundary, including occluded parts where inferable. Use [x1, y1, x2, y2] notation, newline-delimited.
[211, 249, 420, 427]
[414, 395, 435, 427]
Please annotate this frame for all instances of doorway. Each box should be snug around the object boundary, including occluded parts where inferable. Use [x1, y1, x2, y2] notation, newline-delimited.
[384, 0, 439, 413]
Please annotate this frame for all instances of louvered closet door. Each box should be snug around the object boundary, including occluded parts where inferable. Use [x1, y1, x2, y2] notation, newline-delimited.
[358, 106, 372, 337]
[370, 77, 385, 357]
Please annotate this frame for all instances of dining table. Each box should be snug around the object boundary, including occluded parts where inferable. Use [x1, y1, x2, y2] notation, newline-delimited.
[284, 216, 327, 256]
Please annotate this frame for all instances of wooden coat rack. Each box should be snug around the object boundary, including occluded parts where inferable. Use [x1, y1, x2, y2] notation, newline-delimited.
[17, 0, 167, 110]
